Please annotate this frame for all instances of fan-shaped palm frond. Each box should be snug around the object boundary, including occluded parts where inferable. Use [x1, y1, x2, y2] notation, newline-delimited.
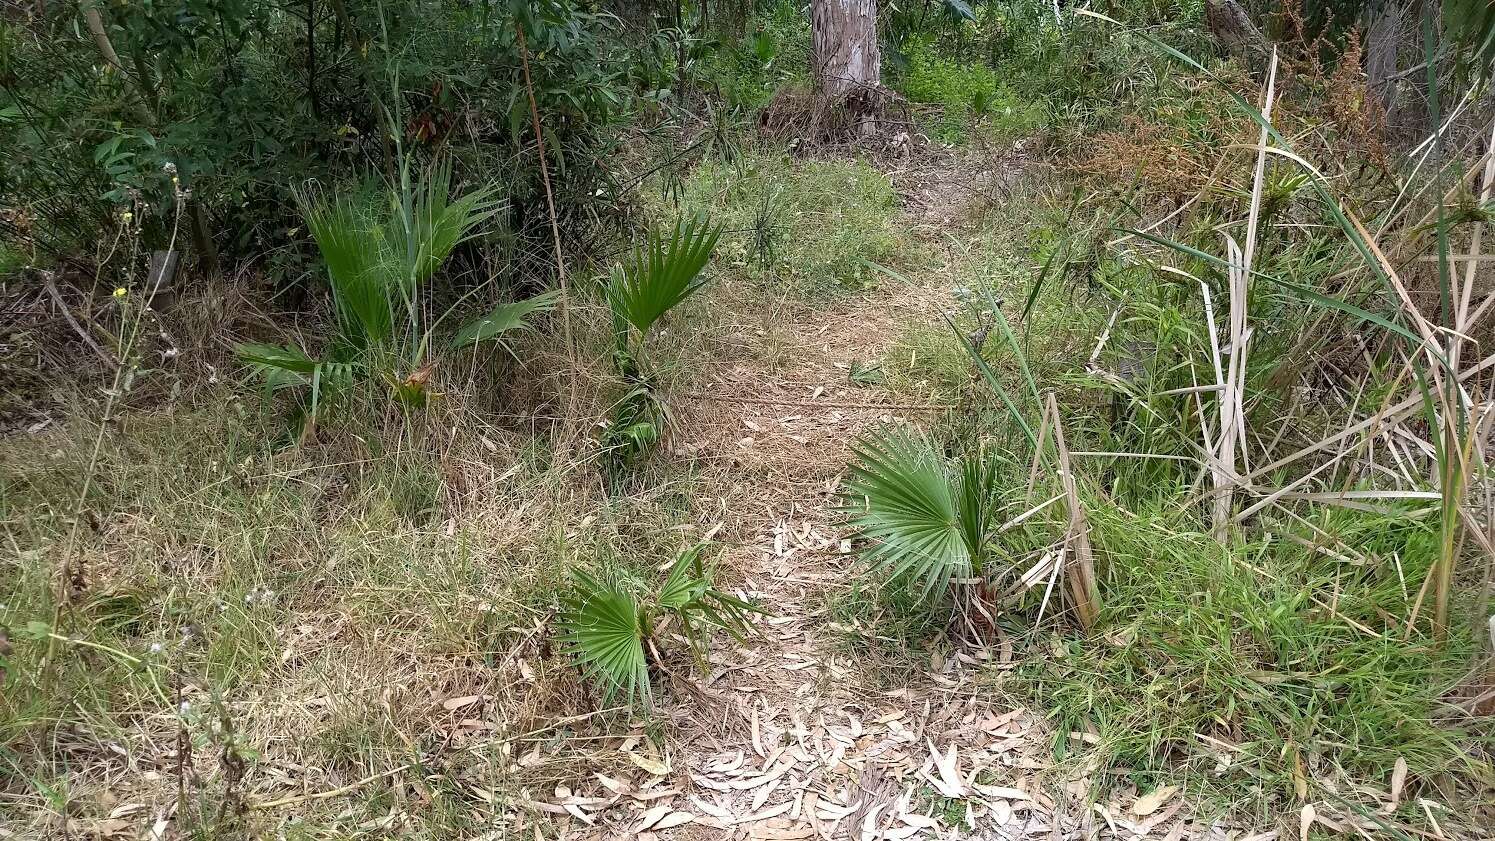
[659, 545, 762, 665]
[607, 215, 721, 345]
[450, 289, 561, 354]
[559, 569, 649, 704]
[298, 189, 395, 348]
[561, 545, 764, 707]
[296, 163, 506, 353]
[842, 431, 1000, 598]
[391, 160, 505, 294]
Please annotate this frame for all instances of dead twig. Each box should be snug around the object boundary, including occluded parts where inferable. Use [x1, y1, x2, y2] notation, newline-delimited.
[38, 271, 116, 368]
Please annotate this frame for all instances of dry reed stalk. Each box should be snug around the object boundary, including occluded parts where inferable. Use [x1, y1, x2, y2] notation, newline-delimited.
[1212, 49, 1278, 541]
[1045, 393, 1100, 629]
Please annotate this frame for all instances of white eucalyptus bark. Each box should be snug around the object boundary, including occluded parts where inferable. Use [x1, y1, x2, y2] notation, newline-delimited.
[810, 0, 880, 98]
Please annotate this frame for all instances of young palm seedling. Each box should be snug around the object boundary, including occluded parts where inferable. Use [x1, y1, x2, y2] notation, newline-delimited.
[559, 544, 761, 706]
[235, 158, 557, 437]
[601, 215, 721, 465]
[842, 429, 1008, 633]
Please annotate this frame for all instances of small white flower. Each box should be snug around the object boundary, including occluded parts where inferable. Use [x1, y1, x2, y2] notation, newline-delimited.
[179, 701, 192, 716]
[149, 642, 164, 655]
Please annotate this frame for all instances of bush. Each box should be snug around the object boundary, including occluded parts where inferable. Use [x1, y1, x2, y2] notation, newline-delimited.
[0, 1, 633, 280]
[894, 40, 1045, 146]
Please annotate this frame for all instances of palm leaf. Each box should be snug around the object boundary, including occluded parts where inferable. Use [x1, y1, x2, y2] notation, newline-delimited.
[234, 342, 354, 427]
[559, 569, 650, 704]
[657, 545, 762, 666]
[842, 431, 977, 598]
[234, 341, 317, 386]
[450, 289, 561, 352]
[608, 216, 722, 342]
[297, 188, 396, 348]
[392, 160, 505, 292]
[658, 545, 711, 610]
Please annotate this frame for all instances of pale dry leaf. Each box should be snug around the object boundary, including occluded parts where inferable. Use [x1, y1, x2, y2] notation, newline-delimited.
[629, 753, 671, 776]
[731, 760, 796, 790]
[735, 801, 794, 824]
[595, 774, 632, 796]
[748, 826, 814, 840]
[859, 803, 885, 840]
[441, 694, 483, 711]
[1383, 756, 1408, 814]
[654, 812, 695, 830]
[689, 796, 733, 821]
[1132, 785, 1179, 817]
[974, 784, 1030, 802]
[1299, 803, 1316, 841]
[926, 740, 966, 798]
[690, 773, 734, 792]
[752, 777, 782, 811]
[631, 788, 682, 802]
[636, 804, 672, 831]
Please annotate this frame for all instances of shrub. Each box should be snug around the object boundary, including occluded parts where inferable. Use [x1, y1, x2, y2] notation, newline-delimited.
[895, 40, 1045, 145]
[235, 160, 557, 432]
[0, 1, 632, 278]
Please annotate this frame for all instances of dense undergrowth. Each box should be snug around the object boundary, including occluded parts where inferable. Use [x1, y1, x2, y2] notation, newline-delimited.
[5, 0, 1495, 837]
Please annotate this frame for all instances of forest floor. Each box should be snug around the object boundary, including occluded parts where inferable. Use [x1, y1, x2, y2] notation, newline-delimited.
[11, 139, 1470, 840]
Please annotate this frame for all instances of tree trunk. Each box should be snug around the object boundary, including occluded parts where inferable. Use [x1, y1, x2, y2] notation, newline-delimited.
[1364, 1, 1401, 112]
[811, 0, 880, 103]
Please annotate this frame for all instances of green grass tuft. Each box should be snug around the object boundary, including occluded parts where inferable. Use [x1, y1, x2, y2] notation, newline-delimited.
[654, 151, 913, 293]
[1015, 502, 1490, 812]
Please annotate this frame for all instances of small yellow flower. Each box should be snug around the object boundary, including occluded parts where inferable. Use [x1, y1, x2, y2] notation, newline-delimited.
[120, 211, 133, 223]
[113, 287, 127, 298]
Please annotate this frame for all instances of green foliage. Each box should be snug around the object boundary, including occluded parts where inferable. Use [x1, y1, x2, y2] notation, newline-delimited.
[601, 383, 671, 469]
[697, 2, 812, 111]
[607, 216, 722, 353]
[1019, 504, 1487, 806]
[0, 0, 631, 273]
[235, 162, 555, 425]
[298, 160, 504, 353]
[1446, 0, 1495, 81]
[559, 545, 761, 706]
[450, 290, 563, 353]
[664, 153, 905, 291]
[599, 215, 719, 467]
[561, 568, 650, 703]
[894, 40, 1044, 145]
[842, 430, 1002, 598]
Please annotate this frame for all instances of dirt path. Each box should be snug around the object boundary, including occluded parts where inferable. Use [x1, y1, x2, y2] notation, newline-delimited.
[530, 158, 1217, 841]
